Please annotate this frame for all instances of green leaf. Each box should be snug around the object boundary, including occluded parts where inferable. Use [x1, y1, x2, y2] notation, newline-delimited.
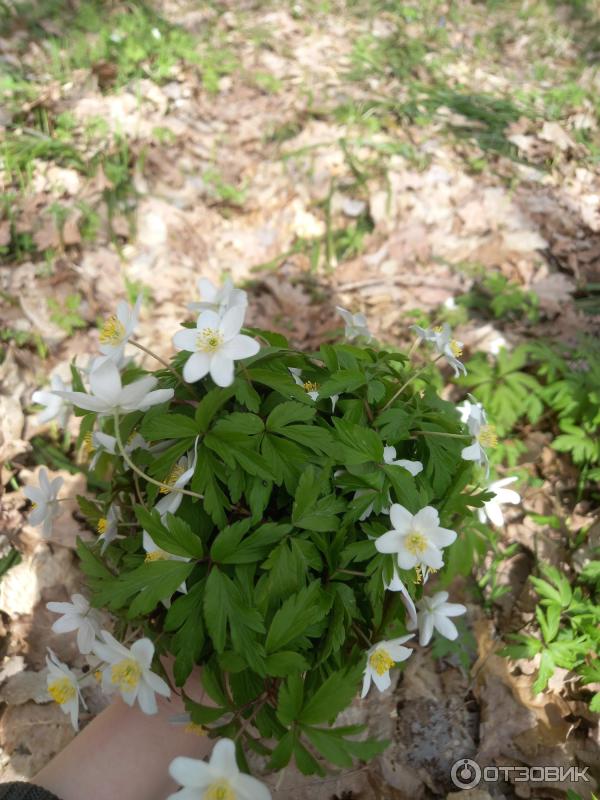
[246, 367, 311, 403]
[317, 369, 366, 399]
[195, 386, 237, 432]
[140, 413, 199, 440]
[133, 506, 203, 559]
[267, 401, 316, 430]
[292, 466, 345, 532]
[332, 418, 383, 464]
[94, 560, 194, 616]
[203, 568, 265, 672]
[277, 674, 304, 726]
[302, 726, 353, 768]
[210, 519, 253, 563]
[268, 731, 295, 770]
[216, 523, 291, 565]
[383, 465, 420, 512]
[266, 582, 328, 653]
[532, 649, 555, 694]
[298, 666, 361, 725]
[212, 412, 264, 436]
[374, 407, 412, 441]
[265, 651, 310, 677]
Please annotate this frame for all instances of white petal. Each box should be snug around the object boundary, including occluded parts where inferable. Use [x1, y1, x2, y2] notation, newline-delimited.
[136, 682, 158, 715]
[169, 757, 213, 789]
[421, 546, 444, 570]
[173, 328, 199, 352]
[396, 548, 418, 570]
[23, 486, 45, 504]
[118, 375, 157, 407]
[77, 623, 96, 654]
[428, 526, 457, 548]
[209, 354, 234, 387]
[234, 773, 272, 800]
[485, 501, 505, 527]
[371, 669, 392, 693]
[433, 614, 459, 640]
[210, 739, 239, 777]
[89, 359, 122, 404]
[360, 668, 372, 699]
[413, 506, 439, 532]
[136, 388, 174, 410]
[196, 309, 221, 330]
[461, 442, 482, 461]
[143, 670, 171, 697]
[419, 613, 435, 646]
[220, 334, 259, 360]
[389, 504, 413, 532]
[54, 390, 108, 413]
[52, 616, 80, 634]
[183, 352, 210, 383]
[395, 459, 423, 476]
[130, 638, 154, 668]
[220, 305, 245, 339]
[385, 644, 412, 663]
[437, 602, 466, 618]
[496, 488, 520, 505]
[374, 530, 404, 554]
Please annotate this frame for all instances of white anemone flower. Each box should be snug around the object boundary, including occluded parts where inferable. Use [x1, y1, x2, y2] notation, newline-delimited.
[154, 442, 198, 518]
[32, 374, 71, 427]
[98, 296, 142, 363]
[375, 504, 457, 571]
[46, 593, 102, 654]
[54, 359, 174, 415]
[289, 368, 339, 411]
[173, 306, 259, 388]
[383, 566, 417, 627]
[408, 591, 467, 646]
[188, 276, 248, 317]
[98, 503, 122, 554]
[46, 650, 84, 730]
[336, 306, 372, 341]
[93, 631, 170, 715]
[478, 476, 520, 527]
[411, 323, 466, 377]
[361, 635, 414, 698]
[459, 395, 497, 473]
[23, 468, 64, 538]
[168, 739, 271, 800]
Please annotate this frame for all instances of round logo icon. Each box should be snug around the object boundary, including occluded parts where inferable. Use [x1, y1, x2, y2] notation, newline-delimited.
[451, 758, 482, 789]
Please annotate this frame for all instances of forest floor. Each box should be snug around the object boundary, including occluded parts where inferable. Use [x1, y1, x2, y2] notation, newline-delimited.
[1, 1, 599, 798]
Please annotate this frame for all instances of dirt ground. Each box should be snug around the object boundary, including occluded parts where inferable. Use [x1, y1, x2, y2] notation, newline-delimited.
[1, 1, 599, 797]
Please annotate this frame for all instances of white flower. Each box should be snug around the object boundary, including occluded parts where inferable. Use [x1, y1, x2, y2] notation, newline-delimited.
[32, 374, 71, 427]
[46, 650, 84, 730]
[54, 359, 174, 415]
[188, 277, 248, 317]
[46, 594, 101, 654]
[98, 296, 142, 363]
[458, 394, 487, 429]
[478, 477, 520, 527]
[89, 431, 148, 470]
[459, 396, 497, 473]
[168, 738, 271, 800]
[23, 468, 63, 538]
[173, 306, 259, 388]
[97, 503, 122, 554]
[383, 566, 417, 627]
[411, 323, 466, 377]
[154, 442, 198, 518]
[382, 445, 423, 476]
[336, 306, 372, 341]
[408, 591, 466, 646]
[489, 335, 508, 355]
[93, 631, 170, 715]
[375, 504, 457, 571]
[360, 635, 413, 698]
[289, 368, 339, 411]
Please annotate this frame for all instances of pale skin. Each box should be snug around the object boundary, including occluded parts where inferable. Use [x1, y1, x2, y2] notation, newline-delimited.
[34, 662, 217, 800]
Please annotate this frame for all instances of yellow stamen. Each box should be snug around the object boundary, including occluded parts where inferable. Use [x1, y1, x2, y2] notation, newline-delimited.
[48, 677, 77, 705]
[369, 648, 395, 676]
[477, 424, 497, 448]
[433, 325, 443, 334]
[184, 722, 207, 736]
[97, 517, 107, 535]
[415, 565, 423, 584]
[31, 501, 38, 510]
[111, 658, 142, 691]
[450, 340, 463, 358]
[196, 327, 224, 352]
[145, 550, 168, 562]
[82, 431, 94, 458]
[303, 380, 319, 393]
[405, 530, 428, 556]
[99, 314, 126, 345]
[203, 780, 236, 800]
[159, 463, 186, 494]
[94, 669, 103, 683]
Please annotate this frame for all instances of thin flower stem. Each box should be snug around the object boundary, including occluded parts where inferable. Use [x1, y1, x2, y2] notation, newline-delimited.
[352, 623, 372, 649]
[130, 340, 184, 385]
[113, 414, 204, 500]
[411, 431, 471, 439]
[381, 354, 442, 412]
[335, 568, 367, 577]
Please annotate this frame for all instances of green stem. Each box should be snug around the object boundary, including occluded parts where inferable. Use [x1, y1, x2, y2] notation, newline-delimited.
[381, 354, 442, 412]
[113, 414, 204, 500]
[130, 340, 184, 386]
[411, 431, 471, 439]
